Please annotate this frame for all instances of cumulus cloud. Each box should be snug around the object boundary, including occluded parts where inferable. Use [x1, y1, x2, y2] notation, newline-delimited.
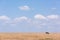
[19, 5, 30, 10]
[0, 16, 10, 21]
[0, 14, 60, 30]
[12, 16, 29, 24]
[34, 14, 59, 20]
[7, 14, 60, 27]
[14, 16, 28, 21]
[13, 16, 31, 24]
[47, 15, 59, 19]
[0, 16, 11, 26]
[34, 14, 46, 20]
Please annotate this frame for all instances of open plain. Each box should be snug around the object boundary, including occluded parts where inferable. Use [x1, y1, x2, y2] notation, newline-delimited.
[0, 33, 59, 40]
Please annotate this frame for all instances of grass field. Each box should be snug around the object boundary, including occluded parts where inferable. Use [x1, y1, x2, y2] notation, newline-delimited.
[0, 33, 60, 40]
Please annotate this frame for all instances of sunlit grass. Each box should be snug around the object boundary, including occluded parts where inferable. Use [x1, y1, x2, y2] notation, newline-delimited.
[0, 33, 60, 40]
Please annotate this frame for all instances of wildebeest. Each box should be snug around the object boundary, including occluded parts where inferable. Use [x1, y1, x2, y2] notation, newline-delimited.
[45, 32, 50, 34]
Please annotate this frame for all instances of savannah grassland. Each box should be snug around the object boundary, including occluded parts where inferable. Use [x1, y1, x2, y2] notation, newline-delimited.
[0, 33, 60, 40]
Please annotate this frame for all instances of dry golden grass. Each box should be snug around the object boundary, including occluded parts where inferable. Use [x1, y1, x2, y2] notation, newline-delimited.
[0, 33, 60, 40]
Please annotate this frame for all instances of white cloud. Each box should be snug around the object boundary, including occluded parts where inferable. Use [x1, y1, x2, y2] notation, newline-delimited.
[19, 5, 30, 10]
[34, 14, 46, 20]
[0, 14, 60, 30]
[0, 16, 11, 26]
[13, 16, 28, 23]
[47, 15, 59, 19]
[0, 16, 10, 20]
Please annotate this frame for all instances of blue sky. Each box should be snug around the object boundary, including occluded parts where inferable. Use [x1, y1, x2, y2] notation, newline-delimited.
[0, 0, 60, 32]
